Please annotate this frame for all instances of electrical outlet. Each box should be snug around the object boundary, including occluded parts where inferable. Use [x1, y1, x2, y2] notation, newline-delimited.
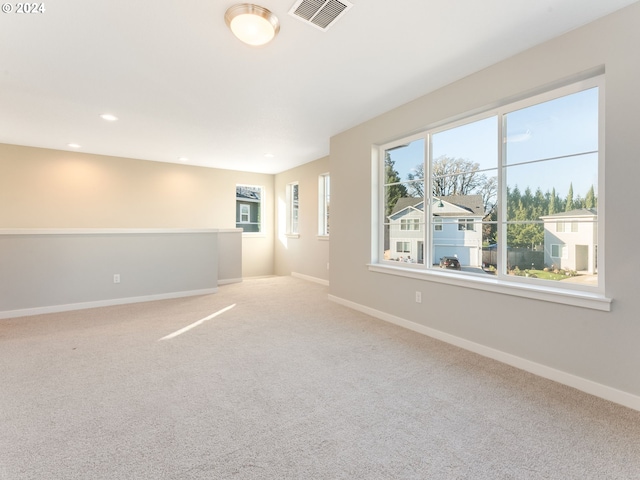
[415, 291, 422, 303]
[113, 274, 120, 284]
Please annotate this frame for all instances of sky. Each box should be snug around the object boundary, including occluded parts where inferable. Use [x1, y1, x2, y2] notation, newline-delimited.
[387, 87, 599, 199]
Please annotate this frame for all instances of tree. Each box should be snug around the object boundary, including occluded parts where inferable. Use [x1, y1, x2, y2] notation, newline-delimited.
[585, 185, 596, 209]
[406, 163, 424, 198]
[565, 183, 574, 211]
[384, 153, 407, 216]
[549, 188, 558, 215]
[479, 176, 498, 216]
[432, 156, 484, 197]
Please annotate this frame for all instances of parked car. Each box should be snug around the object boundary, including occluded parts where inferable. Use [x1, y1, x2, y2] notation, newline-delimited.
[439, 256, 461, 270]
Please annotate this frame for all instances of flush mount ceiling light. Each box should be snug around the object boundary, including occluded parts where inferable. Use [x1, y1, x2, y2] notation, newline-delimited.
[100, 114, 118, 122]
[225, 4, 280, 46]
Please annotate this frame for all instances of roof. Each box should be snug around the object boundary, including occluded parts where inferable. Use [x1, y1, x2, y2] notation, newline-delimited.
[437, 195, 484, 217]
[389, 195, 484, 218]
[236, 187, 261, 202]
[540, 208, 597, 219]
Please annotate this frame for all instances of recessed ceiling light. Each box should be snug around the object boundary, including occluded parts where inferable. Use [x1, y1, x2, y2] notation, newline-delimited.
[67, 143, 81, 148]
[179, 157, 189, 162]
[100, 114, 118, 121]
[264, 153, 275, 158]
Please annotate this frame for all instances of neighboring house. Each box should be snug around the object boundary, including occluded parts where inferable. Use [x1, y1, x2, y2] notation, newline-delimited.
[540, 208, 597, 273]
[388, 195, 484, 266]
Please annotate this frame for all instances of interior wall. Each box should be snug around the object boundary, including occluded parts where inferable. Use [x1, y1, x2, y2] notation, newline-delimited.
[0, 144, 274, 277]
[0, 230, 219, 318]
[274, 156, 330, 282]
[329, 3, 640, 399]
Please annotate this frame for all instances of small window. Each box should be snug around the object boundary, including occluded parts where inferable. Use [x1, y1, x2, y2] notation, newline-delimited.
[287, 182, 299, 235]
[434, 217, 442, 231]
[401, 218, 420, 231]
[319, 173, 330, 236]
[396, 241, 410, 253]
[458, 219, 475, 231]
[236, 185, 263, 233]
[551, 244, 567, 259]
[239, 204, 250, 223]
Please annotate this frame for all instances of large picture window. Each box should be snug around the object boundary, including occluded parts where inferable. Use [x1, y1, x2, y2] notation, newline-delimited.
[378, 76, 602, 296]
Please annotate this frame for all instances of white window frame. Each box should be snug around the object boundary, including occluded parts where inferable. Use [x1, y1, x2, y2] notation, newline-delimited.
[286, 182, 300, 236]
[370, 75, 610, 311]
[236, 184, 264, 235]
[318, 173, 330, 237]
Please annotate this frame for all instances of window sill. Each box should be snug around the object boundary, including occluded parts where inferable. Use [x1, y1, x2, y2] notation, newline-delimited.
[286, 233, 300, 239]
[368, 263, 611, 312]
[317, 235, 330, 241]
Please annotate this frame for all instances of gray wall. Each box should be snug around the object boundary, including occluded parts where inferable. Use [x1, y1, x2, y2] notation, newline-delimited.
[329, 3, 640, 401]
[0, 230, 221, 318]
[218, 229, 243, 284]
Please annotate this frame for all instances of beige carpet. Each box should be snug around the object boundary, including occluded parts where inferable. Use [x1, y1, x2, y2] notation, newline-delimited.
[1, 276, 639, 479]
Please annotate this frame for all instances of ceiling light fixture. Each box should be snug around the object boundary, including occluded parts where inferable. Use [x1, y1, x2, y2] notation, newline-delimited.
[100, 114, 118, 122]
[225, 4, 280, 46]
[67, 143, 81, 148]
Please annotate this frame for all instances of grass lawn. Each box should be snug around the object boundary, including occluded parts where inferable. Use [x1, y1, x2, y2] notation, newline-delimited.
[525, 269, 571, 281]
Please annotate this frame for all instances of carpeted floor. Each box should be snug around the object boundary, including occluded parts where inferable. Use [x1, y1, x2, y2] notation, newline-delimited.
[1, 276, 639, 479]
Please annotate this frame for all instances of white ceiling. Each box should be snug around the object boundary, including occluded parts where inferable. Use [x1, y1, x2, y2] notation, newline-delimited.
[1, 0, 637, 174]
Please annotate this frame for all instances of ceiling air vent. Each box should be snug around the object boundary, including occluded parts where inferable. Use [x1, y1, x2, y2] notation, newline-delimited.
[289, 0, 353, 31]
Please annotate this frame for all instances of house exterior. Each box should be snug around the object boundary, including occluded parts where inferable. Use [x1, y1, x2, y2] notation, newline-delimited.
[388, 195, 484, 266]
[540, 208, 597, 273]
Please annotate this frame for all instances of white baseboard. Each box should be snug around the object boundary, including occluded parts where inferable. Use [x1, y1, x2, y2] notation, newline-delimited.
[218, 278, 243, 285]
[0, 288, 219, 320]
[328, 294, 640, 413]
[292, 272, 330, 286]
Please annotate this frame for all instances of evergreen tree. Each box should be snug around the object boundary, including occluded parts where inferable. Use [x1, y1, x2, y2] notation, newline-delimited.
[565, 183, 574, 211]
[549, 188, 557, 215]
[384, 153, 407, 216]
[585, 185, 596, 209]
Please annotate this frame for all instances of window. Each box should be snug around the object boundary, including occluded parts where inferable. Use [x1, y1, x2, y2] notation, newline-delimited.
[396, 241, 410, 253]
[287, 182, 299, 235]
[557, 221, 578, 233]
[239, 204, 250, 223]
[377, 76, 603, 298]
[551, 244, 567, 259]
[401, 218, 420, 231]
[458, 219, 474, 231]
[319, 173, 330, 236]
[236, 185, 263, 233]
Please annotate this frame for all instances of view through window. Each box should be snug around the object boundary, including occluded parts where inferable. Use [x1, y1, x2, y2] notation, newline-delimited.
[380, 77, 601, 290]
[236, 185, 263, 233]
